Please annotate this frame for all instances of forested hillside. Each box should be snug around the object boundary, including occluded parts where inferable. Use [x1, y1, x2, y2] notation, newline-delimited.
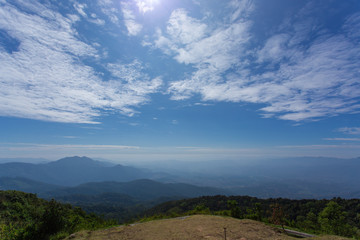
[1, 190, 360, 239]
[0, 190, 115, 240]
[144, 195, 360, 238]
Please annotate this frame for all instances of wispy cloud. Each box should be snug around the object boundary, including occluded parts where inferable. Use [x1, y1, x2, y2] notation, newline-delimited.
[2, 142, 360, 161]
[121, 2, 143, 36]
[337, 127, 360, 135]
[153, 2, 252, 101]
[323, 138, 360, 141]
[106, 60, 163, 116]
[0, 143, 139, 151]
[62, 136, 80, 139]
[0, 1, 161, 123]
[194, 103, 213, 106]
[135, 0, 159, 14]
[73, 2, 87, 17]
[152, 0, 360, 122]
[73, 2, 105, 26]
[97, 0, 119, 24]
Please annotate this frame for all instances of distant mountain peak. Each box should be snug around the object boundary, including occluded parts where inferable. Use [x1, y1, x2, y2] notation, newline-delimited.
[49, 156, 99, 166]
[58, 156, 94, 162]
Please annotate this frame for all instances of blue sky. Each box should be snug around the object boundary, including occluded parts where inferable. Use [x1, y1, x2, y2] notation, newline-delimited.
[1, 0, 360, 162]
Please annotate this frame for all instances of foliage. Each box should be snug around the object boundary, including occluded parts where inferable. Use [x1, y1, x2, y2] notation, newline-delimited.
[143, 195, 360, 239]
[3, 189, 360, 239]
[270, 203, 285, 230]
[227, 200, 241, 218]
[318, 201, 357, 237]
[0, 190, 116, 240]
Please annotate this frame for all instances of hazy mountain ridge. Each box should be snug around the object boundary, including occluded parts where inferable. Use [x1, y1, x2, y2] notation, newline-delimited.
[0, 157, 49, 164]
[51, 179, 231, 200]
[138, 156, 360, 199]
[0, 177, 230, 200]
[0, 176, 230, 223]
[1, 156, 360, 199]
[0, 156, 159, 186]
[0, 177, 62, 194]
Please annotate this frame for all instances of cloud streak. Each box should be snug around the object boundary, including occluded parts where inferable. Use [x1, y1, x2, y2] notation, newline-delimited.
[323, 138, 360, 142]
[338, 127, 360, 135]
[0, 1, 161, 123]
[153, 0, 360, 121]
[2, 142, 360, 161]
[121, 2, 143, 36]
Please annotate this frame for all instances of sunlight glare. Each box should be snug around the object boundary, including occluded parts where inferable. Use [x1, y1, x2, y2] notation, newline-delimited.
[135, 0, 160, 13]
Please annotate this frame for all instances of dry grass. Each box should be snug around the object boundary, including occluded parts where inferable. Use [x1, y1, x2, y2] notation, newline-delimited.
[64, 215, 350, 240]
[308, 236, 351, 240]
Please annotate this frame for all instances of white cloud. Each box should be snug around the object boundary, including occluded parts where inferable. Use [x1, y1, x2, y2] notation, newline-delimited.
[343, 12, 360, 39]
[1, 143, 139, 150]
[106, 60, 163, 115]
[194, 102, 213, 106]
[97, 0, 119, 24]
[229, 0, 254, 22]
[2, 142, 360, 161]
[73, 2, 87, 17]
[153, 1, 360, 122]
[257, 33, 360, 121]
[166, 9, 207, 45]
[324, 138, 360, 141]
[73, 1, 106, 26]
[152, 4, 252, 101]
[121, 3, 143, 36]
[0, 1, 162, 123]
[62, 136, 80, 139]
[89, 13, 105, 26]
[338, 127, 360, 135]
[257, 34, 290, 63]
[135, 0, 159, 14]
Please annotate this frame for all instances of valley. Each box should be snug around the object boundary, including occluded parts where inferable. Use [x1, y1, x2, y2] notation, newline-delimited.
[1, 156, 360, 239]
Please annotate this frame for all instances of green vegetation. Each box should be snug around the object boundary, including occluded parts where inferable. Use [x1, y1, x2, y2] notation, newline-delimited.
[142, 195, 360, 239]
[2, 189, 360, 239]
[0, 190, 116, 240]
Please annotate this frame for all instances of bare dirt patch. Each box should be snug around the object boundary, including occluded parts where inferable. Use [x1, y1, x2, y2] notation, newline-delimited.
[64, 215, 350, 240]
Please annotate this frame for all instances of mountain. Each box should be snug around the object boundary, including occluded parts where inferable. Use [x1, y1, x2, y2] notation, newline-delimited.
[0, 156, 158, 186]
[48, 179, 231, 201]
[0, 157, 49, 164]
[0, 177, 62, 194]
[140, 157, 360, 199]
[2, 156, 360, 199]
[0, 177, 231, 223]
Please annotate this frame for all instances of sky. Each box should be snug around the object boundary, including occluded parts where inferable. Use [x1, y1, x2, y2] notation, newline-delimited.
[0, 0, 360, 162]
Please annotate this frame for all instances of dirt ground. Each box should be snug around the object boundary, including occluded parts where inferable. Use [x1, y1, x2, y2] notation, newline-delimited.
[65, 215, 350, 240]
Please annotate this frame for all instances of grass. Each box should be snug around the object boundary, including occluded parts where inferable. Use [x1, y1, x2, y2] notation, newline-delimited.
[64, 214, 354, 240]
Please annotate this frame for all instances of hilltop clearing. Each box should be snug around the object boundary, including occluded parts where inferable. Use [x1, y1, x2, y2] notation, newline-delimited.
[64, 215, 350, 240]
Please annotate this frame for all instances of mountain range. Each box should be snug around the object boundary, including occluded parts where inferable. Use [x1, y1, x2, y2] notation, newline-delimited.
[0, 156, 159, 186]
[1, 155, 360, 223]
[1, 156, 360, 200]
[0, 176, 230, 222]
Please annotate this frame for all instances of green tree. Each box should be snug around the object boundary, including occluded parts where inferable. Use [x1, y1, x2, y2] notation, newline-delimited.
[227, 200, 241, 219]
[318, 201, 355, 237]
[303, 211, 318, 231]
[247, 203, 262, 221]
